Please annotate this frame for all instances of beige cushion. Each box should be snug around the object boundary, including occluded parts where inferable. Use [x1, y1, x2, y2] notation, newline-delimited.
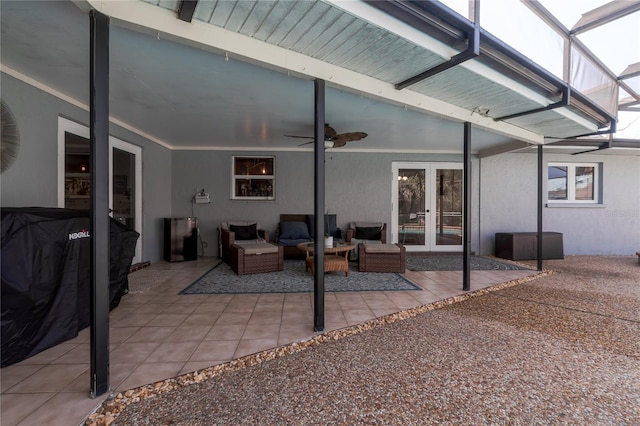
[362, 243, 399, 254]
[235, 242, 278, 255]
[349, 239, 381, 261]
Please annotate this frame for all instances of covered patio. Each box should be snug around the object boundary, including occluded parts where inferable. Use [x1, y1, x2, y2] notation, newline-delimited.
[1, 0, 639, 424]
[1, 258, 539, 426]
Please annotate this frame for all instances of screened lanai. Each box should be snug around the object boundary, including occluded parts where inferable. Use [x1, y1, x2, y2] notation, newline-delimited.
[1, 1, 639, 423]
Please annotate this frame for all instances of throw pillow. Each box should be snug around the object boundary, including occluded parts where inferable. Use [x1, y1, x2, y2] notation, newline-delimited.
[230, 223, 257, 240]
[279, 221, 310, 240]
[355, 226, 382, 240]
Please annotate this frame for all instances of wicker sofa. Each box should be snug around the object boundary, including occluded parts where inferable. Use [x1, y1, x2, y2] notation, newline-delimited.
[276, 214, 342, 259]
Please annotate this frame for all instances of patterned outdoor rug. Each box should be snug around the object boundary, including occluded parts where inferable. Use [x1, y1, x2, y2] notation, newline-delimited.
[406, 255, 531, 271]
[180, 261, 421, 294]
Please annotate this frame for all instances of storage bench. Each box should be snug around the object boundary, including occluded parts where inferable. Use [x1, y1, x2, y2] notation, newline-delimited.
[358, 243, 406, 273]
[495, 232, 564, 261]
[230, 242, 283, 275]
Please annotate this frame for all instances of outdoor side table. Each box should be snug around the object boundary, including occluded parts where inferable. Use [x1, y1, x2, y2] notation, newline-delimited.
[230, 242, 283, 275]
[358, 243, 406, 273]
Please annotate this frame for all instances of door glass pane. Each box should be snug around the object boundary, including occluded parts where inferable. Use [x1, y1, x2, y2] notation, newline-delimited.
[548, 166, 567, 200]
[64, 132, 90, 210]
[112, 148, 135, 229]
[575, 166, 594, 200]
[397, 169, 425, 245]
[436, 169, 462, 246]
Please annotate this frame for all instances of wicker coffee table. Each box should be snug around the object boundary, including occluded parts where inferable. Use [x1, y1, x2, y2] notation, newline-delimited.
[296, 242, 355, 277]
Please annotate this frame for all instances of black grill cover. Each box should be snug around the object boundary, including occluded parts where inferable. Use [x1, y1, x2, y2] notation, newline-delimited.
[1, 207, 139, 367]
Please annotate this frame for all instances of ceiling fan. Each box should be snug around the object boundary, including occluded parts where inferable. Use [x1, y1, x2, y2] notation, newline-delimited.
[285, 123, 368, 148]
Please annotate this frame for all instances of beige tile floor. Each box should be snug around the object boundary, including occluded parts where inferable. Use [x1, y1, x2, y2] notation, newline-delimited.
[1, 256, 538, 426]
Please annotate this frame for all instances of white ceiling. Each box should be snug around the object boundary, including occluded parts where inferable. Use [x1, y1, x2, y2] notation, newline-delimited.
[1, 1, 636, 155]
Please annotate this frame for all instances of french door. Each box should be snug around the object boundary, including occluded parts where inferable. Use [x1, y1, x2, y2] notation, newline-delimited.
[57, 117, 142, 263]
[392, 162, 463, 252]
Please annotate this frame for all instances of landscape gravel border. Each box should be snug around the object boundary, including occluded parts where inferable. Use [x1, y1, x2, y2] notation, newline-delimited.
[85, 268, 551, 425]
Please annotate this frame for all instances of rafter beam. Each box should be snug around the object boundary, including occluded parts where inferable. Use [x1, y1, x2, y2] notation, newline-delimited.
[571, 0, 640, 35]
[619, 62, 640, 80]
[395, 25, 479, 90]
[177, 0, 198, 23]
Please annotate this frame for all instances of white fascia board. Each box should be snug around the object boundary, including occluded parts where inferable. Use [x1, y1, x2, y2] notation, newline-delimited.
[1, 64, 172, 149]
[326, 1, 548, 103]
[327, 0, 597, 133]
[85, 0, 544, 145]
[324, 0, 458, 59]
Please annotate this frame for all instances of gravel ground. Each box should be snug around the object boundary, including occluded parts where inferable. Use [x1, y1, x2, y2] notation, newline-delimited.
[88, 255, 640, 425]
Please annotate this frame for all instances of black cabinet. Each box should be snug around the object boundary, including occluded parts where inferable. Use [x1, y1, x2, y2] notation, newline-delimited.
[495, 232, 564, 260]
[164, 217, 198, 262]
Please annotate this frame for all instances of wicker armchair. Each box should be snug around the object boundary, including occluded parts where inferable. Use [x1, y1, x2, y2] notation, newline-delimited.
[346, 222, 387, 243]
[219, 221, 269, 263]
[345, 222, 386, 261]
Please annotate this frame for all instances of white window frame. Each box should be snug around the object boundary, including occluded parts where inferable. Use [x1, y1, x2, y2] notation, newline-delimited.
[547, 162, 600, 204]
[230, 156, 275, 200]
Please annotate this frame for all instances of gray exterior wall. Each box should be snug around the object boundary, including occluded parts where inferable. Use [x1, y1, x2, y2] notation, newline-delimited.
[171, 150, 482, 257]
[480, 151, 640, 256]
[1, 73, 172, 262]
[3, 72, 637, 261]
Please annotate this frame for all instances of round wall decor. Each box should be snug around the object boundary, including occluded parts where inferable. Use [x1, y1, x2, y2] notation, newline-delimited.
[1, 100, 20, 173]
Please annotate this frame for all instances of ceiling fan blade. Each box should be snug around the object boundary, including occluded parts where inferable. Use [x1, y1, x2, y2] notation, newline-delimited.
[284, 134, 314, 139]
[287, 126, 367, 148]
[324, 124, 337, 139]
[333, 132, 368, 144]
[331, 139, 348, 148]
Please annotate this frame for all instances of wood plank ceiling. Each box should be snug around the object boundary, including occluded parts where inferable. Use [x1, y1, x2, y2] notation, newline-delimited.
[142, 0, 613, 141]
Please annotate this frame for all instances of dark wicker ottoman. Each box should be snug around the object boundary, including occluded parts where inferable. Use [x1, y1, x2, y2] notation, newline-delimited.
[230, 242, 283, 275]
[358, 243, 406, 273]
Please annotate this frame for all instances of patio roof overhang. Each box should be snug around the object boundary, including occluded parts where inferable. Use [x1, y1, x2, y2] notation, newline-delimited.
[366, 0, 614, 136]
[71, 0, 620, 152]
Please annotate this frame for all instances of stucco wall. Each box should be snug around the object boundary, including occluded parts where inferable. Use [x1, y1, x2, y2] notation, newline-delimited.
[4, 72, 637, 261]
[1, 73, 172, 262]
[170, 150, 481, 257]
[480, 151, 640, 255]
[1, 75, 81, 207]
